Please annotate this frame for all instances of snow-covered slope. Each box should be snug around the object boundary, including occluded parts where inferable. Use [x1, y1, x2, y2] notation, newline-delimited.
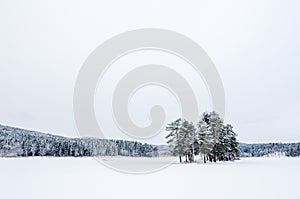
[0, 124, 153, 157]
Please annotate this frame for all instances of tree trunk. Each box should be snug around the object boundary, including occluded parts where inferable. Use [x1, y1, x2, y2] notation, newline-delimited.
[203, 155, 206, 164]
[179, 155, 182, 163]
[190, 153, 194, 162]
[213, 151, 217, 162]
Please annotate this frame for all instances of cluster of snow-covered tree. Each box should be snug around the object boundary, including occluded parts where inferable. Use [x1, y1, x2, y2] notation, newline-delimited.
[0, 124, 153, 157]
[239, 143, 300, 157]
[165, 111, 239, 163]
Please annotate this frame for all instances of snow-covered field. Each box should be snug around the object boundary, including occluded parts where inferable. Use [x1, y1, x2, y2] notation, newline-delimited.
[0, 157, 299, 199]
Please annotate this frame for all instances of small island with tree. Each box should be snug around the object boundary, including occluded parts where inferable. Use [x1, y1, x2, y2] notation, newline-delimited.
[166, 111, 239, 164]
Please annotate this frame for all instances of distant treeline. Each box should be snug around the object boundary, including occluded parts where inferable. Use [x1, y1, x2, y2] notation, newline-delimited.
[239, 143, 300, 157]
[0, 125, 153, 157]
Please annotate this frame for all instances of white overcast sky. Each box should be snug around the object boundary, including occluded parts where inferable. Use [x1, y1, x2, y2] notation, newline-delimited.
[0, 0, 299, 144]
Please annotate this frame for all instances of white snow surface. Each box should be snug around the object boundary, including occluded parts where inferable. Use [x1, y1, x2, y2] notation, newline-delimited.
[0, 157, 299, 199]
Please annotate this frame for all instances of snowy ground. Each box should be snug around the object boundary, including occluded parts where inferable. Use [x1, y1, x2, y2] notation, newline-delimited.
[0, 157, 299, 199]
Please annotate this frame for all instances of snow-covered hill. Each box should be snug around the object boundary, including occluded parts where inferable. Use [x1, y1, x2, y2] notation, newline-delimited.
[0, 124, 153, 157]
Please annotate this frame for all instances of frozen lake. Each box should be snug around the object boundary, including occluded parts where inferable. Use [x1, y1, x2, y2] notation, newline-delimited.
[0, 157, 299, 199]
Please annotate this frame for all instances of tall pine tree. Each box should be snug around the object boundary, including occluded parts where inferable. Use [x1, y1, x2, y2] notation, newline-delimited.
[165, 118, 184, 163]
